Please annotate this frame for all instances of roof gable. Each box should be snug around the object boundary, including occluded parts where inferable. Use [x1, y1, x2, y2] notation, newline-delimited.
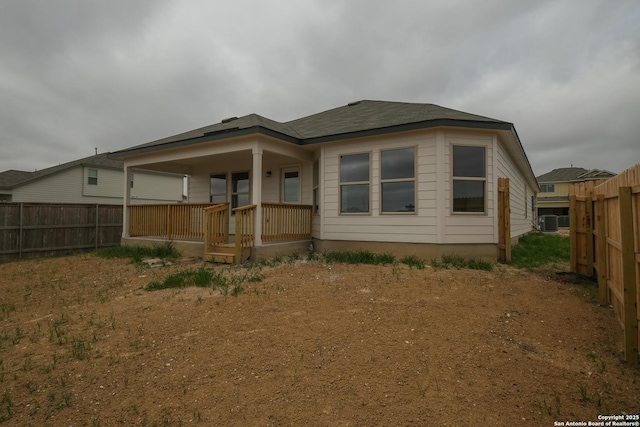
[537, 167, 616, 183]
[0, 153, 123, 189]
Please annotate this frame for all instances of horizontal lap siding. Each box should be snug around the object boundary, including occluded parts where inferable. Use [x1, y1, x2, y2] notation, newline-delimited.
[495, 139, 535, 238]
[443, 133, 496, 244]
[321, 132, 437, 243]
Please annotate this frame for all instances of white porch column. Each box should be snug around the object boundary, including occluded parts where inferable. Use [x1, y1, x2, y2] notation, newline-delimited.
[252, 147, 263, 246]
[122, 165, 131, 238]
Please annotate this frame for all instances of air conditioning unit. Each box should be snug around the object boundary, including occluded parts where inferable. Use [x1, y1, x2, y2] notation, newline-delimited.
[539, 215, 559, 232]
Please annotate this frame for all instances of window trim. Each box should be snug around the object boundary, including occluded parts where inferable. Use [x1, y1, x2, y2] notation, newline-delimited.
[281, 166, 301, 204]
[209, 173, 227, 203]
[231, 171, 251, 212]
[339, 151, 371, 215]
[540, 183, 555, 193]
[87, 169, 98, 186]
[451, 144, 487, 215]
[380, 146, 417, 215]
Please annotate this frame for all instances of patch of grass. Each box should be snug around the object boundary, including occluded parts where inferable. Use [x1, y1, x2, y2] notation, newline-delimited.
[400, 255, 426, 270]
[322, 250, 395, 265]
[430, 255, 493, 271]
[145, 267, 216, 291]
[511, 232, 569, 269]
[95, 241, 180, 264]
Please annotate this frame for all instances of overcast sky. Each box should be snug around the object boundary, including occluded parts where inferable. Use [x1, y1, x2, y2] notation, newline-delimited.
[1, 0, 638, 177]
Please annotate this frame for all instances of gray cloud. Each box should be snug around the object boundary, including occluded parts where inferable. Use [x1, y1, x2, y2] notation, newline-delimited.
[0, 0, 638, 176]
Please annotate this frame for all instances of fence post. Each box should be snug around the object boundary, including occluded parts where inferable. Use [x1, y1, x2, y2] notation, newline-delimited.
[595, 194, 608, 305]
[19, 203, 23, 259]
[95, 204, 99, 250]
[569, 195, 577, 272]
[585, 196, 594, 277]
[619, 186, 638, 363]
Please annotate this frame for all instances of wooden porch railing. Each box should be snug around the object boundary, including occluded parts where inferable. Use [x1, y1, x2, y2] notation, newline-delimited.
[262, 202, 313, 242]
[203, 203, 230, 250]
[234, 205, 256, 261]
[128, 203, 216, 240]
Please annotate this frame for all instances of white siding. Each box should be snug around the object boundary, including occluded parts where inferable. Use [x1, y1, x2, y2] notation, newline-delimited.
[495, 138, 536, 238]
[442, 132, 495, 244]
[321, 131, 438, 243]
[11, 166, 183, 205]
[130, 171, 183, 203]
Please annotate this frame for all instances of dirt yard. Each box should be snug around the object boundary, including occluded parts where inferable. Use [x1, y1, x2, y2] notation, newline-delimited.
[0, 253, 638, 426]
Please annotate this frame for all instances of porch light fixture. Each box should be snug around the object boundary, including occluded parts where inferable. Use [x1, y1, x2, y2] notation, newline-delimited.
[265, 171, 272, 177]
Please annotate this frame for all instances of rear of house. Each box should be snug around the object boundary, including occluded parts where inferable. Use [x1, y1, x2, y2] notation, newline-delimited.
[110, 100, 539, 262]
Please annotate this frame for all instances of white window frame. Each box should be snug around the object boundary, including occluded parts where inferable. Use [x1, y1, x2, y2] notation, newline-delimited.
[339, 152, 371, 215]
[88, 169, 98, 185]
[281, 166, 301, 204]
[380, 147, 416, 214]
[451, 145, 487, 215]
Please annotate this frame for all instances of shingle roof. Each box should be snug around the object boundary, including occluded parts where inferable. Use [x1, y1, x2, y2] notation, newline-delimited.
[536, 167, 616, 183]
[0, 153, 123, 190]
[112, 100, 509, 156]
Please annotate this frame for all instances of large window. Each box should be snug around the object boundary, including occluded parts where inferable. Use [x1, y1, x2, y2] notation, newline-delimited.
[340, 153, 370, 213]
[232, 172, 250, 209]
[381, 148, 415, 213]
[452, 145, 486, 213]
[539, 183, 555, 193]
[210, 174, 227, 203]
[88, 169, 98, 185]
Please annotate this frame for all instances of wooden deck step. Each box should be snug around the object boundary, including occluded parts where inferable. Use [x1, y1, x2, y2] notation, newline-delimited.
[204, 251, 235, 264]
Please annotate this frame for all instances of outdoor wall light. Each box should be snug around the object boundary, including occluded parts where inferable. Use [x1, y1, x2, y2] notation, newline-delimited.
[265, 171, 272, 177]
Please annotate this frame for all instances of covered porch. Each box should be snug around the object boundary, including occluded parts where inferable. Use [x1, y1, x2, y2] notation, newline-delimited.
[119, 136, 317, 263]
[125, 202, 312, 263]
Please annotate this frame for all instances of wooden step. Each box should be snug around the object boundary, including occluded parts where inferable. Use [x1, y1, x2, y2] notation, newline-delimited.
[204, 252, 235, 264]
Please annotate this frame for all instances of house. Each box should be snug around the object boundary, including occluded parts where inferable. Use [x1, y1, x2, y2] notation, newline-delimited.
[536, 167, 615, 223]
[0, 153, 184, 205]
[109, 100, 539, 262]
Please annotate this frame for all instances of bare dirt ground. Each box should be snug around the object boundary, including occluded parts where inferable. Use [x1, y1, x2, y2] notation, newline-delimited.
[0, 253, 638, 426]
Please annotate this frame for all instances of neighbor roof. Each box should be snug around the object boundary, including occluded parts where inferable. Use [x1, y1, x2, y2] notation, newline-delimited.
[537, 167, 616, 183]
[0, 153, 122, 190]
[111, 100, 511, 157]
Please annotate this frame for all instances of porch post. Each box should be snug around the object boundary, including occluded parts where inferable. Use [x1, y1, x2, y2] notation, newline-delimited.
[252, 147, 263, 246]
[122, 165, 131, 238]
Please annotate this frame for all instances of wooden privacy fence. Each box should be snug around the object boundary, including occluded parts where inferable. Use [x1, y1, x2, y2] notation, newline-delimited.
[569, 163, 640, 363]
[0, 203, 122, 260]
[128, 203, 216, 240]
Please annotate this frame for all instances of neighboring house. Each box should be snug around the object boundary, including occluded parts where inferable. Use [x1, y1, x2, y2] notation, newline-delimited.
[110, 100, 539, 261]
[0, 153, 184, 205]
[536, 167, 615, 219]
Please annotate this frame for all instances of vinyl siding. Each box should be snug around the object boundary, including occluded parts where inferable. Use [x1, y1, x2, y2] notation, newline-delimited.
[11, 166, 182, 205]
[321, 131, 438, 243]
[443, 132, 495, 244]
[495, 138, 536, 238]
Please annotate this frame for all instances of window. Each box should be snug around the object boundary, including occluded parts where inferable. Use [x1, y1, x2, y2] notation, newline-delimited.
[381, 148, 415, 213]
[210, 174, 227, 203]
[452, 145, 486, 213]
[88, 169, 98, 185]
[313, 160, 320, 215]
[340, 153, 369, 213]
[130, 173, 134, 189]
[231, 172, 250, 209]
[540, 183, 555, 192]
[282, 168, 300, 203]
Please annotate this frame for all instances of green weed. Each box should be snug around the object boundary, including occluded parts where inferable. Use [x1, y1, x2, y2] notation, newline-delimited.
[400, 255, 426, 270]
[322, 250, 395, 265]
[95, 241, 180, 264]
[511, 232, 569, 269]
[430, 255, 493, 271]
